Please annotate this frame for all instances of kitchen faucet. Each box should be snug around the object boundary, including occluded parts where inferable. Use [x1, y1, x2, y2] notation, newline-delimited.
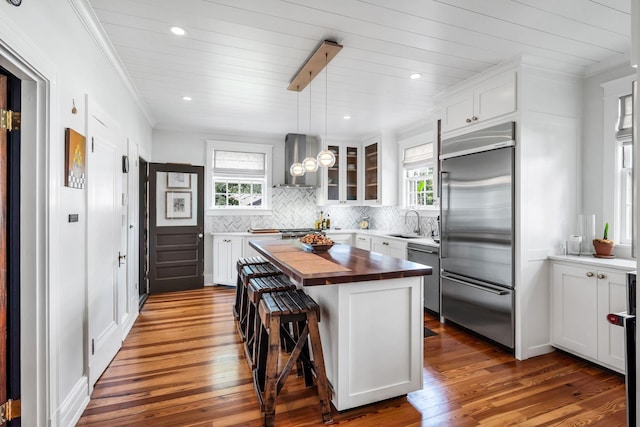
[405, 209, 420, 235]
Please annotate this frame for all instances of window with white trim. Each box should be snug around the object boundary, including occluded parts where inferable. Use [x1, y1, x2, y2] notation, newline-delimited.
[617, 93, 633, 245]
[206, 141, 272, 214]
[403, 143, 436, 208]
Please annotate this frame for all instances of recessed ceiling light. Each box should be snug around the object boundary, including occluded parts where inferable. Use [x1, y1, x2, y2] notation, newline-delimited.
[182, 96, 192, 101]
[343, 115, 351, 120]
[170, 26, 187, 36]
[409, 73, 422, 80]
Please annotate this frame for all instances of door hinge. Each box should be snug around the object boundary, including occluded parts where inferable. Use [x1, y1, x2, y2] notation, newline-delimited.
[91, 137, 95, 153]
[91, 338, 95, 355]
[0, 399, 21, 423]
[0, 109, 20, 132]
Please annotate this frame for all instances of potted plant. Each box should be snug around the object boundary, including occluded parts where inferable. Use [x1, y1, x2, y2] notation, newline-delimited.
[592, 222, 614, 257]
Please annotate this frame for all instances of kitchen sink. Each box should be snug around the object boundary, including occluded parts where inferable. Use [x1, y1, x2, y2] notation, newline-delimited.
[386, 234, 421, 239]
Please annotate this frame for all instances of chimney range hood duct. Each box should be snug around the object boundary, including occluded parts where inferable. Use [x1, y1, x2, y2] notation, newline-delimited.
[279, 133, 319, 188]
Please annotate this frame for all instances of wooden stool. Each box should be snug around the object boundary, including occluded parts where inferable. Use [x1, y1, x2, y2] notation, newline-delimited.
[237, 263, 281, 340]
[244, 275, 297, 369]
[254, 290, 332, 427]
[233, 256, 268, 320]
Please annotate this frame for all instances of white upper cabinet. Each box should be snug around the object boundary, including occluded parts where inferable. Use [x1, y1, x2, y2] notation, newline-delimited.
[320, 143, 361, 205]
[362, 134, 398, 206]
[442, 71, 517, 133]
[319, 135, 397, 207]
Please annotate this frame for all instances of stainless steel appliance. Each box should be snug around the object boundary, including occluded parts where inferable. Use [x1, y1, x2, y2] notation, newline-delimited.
[279, 228, 322, 239]
[607, 271, 636, 427]
[407, 242, 440, 314]
[440, 122, 515, 349]
[277, 134, 319, 188]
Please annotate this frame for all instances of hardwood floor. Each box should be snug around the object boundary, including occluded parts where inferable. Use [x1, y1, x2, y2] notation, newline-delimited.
[77, 286, 627, 426]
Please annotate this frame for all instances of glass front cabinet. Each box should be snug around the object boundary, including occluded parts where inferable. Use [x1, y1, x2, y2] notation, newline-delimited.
[322, 143, 360, 205]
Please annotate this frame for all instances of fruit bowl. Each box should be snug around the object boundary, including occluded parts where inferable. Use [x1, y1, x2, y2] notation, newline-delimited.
[299, 233, 334, 252]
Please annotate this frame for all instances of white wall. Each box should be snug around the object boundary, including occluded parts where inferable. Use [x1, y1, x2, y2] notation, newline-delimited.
[0, 1, 152, 425]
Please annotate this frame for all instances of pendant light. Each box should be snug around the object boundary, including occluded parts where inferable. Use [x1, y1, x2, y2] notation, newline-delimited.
[317, 52, 336, 168]
[302, 71, 319, 172]
[289, 87, 305, 177]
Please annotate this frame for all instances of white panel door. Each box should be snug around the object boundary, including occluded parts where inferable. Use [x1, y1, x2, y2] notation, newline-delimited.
[87, 107, 123, 388]
[551, 264, 598, 358]
[597, 270, 627, 372]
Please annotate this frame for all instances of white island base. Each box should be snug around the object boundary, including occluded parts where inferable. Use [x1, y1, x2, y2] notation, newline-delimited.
[304, 276, 424, 411]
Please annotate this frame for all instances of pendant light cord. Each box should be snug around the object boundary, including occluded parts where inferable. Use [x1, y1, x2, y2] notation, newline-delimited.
[309, 71, 312, 135]
[325, 52, 328, 144]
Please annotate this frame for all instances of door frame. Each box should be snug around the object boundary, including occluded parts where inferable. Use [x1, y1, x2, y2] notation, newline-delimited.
[0, 34, 51, 426]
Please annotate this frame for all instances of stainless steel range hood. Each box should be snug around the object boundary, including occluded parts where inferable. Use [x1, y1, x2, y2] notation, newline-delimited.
[278, 133, 319, 188]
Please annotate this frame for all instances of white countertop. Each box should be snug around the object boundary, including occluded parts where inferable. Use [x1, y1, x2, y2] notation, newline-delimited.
[548, 254, 636, 271]
[211, 228, 440, 247]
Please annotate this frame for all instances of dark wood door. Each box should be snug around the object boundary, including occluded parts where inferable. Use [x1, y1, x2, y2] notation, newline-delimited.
[1, 68, 20, 426]
[149, 163, 204, 293]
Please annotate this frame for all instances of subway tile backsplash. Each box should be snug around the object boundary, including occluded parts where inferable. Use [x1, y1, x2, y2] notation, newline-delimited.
[206, 187, 437, 235]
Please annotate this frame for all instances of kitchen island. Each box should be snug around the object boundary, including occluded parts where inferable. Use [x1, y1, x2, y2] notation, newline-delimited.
[249, 239, 432, 411]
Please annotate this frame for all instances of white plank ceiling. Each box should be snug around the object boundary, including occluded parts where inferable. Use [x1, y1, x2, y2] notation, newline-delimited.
[87, 0, 632, 138]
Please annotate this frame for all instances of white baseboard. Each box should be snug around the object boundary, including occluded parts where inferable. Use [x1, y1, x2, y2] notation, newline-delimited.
[204, 273, 213, 286]
[56, 376, 90, 427]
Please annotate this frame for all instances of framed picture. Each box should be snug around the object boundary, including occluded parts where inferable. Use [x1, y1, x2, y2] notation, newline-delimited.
[167, 172, 191, 189]
[65, 128, 86, 189]
[165, 191, 192, 219]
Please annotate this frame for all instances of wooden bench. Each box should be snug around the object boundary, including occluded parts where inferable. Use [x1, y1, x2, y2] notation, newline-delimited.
[233, 256, 268, 320]
[237, 263, 281, 340]
[254, 289, 332, 427]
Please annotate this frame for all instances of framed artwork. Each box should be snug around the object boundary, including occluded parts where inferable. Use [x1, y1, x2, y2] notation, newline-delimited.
[65, 128, 86, 189]
[166, 191, 192, 219]
[167, 172, 191, 189]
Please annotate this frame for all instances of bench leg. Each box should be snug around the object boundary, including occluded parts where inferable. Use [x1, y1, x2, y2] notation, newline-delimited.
[307, 311, 332, 424]
[263, 316, 280, 427]
[233, 274, 243, 319]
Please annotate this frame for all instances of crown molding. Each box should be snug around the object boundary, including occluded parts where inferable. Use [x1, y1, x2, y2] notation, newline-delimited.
[67, 0, 155, 127]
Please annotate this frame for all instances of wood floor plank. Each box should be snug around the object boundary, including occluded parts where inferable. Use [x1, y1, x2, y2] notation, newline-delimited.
[77, 286, 627, 426]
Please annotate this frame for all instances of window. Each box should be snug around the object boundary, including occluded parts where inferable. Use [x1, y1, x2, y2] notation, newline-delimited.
[602, 75, 634, 254]
[617, 93, 633, 245]
[206, 141, 272, 214]
[403, 143, 436, 208]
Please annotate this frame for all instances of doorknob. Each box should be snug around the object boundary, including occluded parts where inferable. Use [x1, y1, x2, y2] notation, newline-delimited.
[198, 233, 204, 238]
[118, 251, 126, 267]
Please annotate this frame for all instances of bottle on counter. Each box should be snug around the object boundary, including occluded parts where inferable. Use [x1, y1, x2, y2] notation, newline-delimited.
[315, 211, 324, 230]
[325, 214, 331, 229]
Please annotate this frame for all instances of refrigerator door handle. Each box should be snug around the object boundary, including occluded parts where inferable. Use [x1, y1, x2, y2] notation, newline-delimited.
[439, 170, 449, 259]
[442, 273, 510, 295]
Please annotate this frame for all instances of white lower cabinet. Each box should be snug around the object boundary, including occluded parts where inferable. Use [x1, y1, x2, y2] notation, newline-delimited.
[354, 234, 371, 251]
[551, 262, 627, 372]
[328, 233, 353, 246]
[243, 234, 280, 258]
[213, 235, 243, 286]
[370, 236, 407, 259]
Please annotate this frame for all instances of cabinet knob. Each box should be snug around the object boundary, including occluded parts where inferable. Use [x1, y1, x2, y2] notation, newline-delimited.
[383, 241, 389, 246]
[586, 272, 594, 277]
[472, 116, 478, 121]
[466, 118, 472, 123]
[597, 273, 606, 279]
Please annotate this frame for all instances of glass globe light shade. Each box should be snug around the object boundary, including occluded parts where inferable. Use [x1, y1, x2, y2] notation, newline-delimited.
[290, 162, 305, 177]
[302, 156, 319, 172]
[317, 150, 336, 168]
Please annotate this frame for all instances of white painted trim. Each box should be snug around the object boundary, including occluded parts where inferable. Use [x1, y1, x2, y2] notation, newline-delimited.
[0, 12, 57, 427]
[56, 376, 89, 427]
[601, 74, 635, 254]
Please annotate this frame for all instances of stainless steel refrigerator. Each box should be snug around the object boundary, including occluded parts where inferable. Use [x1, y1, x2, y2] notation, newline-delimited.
[440, 122, 515, 349]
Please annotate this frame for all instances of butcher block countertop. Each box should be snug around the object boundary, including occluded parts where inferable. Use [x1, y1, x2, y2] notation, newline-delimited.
[249, 239, 432, 286]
